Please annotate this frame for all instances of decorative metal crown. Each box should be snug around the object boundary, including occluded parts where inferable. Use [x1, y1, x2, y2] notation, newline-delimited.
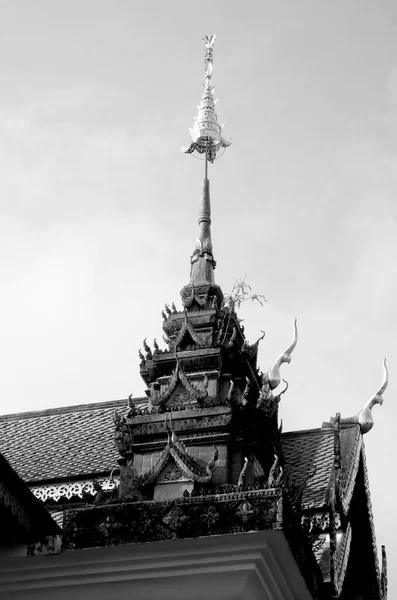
[183, 35, 231, 163]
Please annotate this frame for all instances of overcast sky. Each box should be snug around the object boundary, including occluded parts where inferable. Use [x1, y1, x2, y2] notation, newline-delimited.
[0, 0, 396, 592]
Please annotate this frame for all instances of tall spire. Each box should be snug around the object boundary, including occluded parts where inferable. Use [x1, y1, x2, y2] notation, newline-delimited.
[181, 35, 231, 306]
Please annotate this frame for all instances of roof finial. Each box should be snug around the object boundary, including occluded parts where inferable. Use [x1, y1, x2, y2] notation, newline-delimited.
[180, 36, 228, 306]
[324, 358, 389, 434]
[182, 35, 231, 165]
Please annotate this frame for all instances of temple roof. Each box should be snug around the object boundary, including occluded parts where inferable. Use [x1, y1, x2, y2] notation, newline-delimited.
[0, 400, 361, 512]
[282, 425, 361, 511]
[0, 399, 145, 482]
[0, 451, 61, 543]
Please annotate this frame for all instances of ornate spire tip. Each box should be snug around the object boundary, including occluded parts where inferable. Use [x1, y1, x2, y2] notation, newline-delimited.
[182, 35, 231, 163]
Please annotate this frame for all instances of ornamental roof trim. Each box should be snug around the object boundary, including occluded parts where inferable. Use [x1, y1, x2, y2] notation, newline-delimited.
[138, 417, 217, 487]
[0, 398, 147, 421]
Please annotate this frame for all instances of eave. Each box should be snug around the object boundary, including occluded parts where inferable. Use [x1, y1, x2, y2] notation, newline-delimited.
[0, 530, 320, 600]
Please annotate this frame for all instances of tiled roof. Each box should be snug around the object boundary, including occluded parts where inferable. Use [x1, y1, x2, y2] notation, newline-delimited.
[0, 399, 145, 483]
[0, 400, 361, 511]
[281, 425, 361, 510]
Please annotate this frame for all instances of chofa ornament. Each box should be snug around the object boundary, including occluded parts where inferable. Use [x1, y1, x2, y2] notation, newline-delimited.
[263, 318, 298, 390]
[331, 358, 389, 434]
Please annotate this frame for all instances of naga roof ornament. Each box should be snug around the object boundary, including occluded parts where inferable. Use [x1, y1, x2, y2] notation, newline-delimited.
[182, 34, 231, 163]
[328, 358, 389, 434]
[264, 318, 298, 390]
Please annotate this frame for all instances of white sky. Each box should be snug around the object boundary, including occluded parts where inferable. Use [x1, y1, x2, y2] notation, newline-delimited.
[0, 0, 396, 592]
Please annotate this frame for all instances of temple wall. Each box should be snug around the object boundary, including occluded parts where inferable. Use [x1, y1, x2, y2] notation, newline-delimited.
[229, 450, 243, 485]
[134, 452, 162, 475]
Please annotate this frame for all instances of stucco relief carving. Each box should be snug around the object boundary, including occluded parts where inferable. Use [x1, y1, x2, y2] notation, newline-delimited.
[0, 479, 30, 530]
[157, 462, 185, 483]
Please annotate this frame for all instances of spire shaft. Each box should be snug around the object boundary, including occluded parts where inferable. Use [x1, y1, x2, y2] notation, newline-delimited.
[197, 176, 212, 251]
[180, 35, 228, 309]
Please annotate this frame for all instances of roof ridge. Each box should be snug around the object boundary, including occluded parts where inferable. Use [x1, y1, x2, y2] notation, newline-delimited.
[282, 424, 359, 438]
[0, 397, 147, 421]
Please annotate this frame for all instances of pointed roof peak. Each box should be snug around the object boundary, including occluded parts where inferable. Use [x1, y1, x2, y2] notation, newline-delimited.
[180, 36, 229, 308]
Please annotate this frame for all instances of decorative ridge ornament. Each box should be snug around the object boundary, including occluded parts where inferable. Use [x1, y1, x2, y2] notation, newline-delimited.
[182, 35, 231, 164]
[353, 358, 388, 433]
[132, 414, 219, 488]
[325, 358, 389, 434]
[263, 318, 298, 390]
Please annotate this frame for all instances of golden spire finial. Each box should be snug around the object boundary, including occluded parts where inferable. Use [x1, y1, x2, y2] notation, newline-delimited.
[182, 34, 231, 164]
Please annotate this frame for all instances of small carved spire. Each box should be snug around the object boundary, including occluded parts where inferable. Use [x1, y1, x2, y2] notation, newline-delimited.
[153, 338, 160, 353]
[267, 454, 283, 488]
[237, 457, 249, 488]
[227, 327, 237, 349]
[127, 393, 136, 417]
[227, 380, 235, 403]
[207, 446, 219, 472]
[138, 349, 145, 364]
[161, 310, 167, 321]
[171, 302, 178, 314]
[143, 338, 153, 360]
[242, 376, 251, 406]
[163, 334, 171, 346]
[165, 304, 172, 318]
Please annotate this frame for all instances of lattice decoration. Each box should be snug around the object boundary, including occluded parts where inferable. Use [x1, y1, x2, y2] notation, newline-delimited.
[30, 477, 119, 503]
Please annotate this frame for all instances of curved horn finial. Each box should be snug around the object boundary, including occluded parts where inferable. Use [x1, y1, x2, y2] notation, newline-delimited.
[284, 318, 298, 357]
[376, 358, 389, 397]
[357, 359, 389, 434]
[266, 319, 298, 390]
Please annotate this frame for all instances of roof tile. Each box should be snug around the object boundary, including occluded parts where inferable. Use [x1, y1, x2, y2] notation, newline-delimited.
[0, 401, 361, 511]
